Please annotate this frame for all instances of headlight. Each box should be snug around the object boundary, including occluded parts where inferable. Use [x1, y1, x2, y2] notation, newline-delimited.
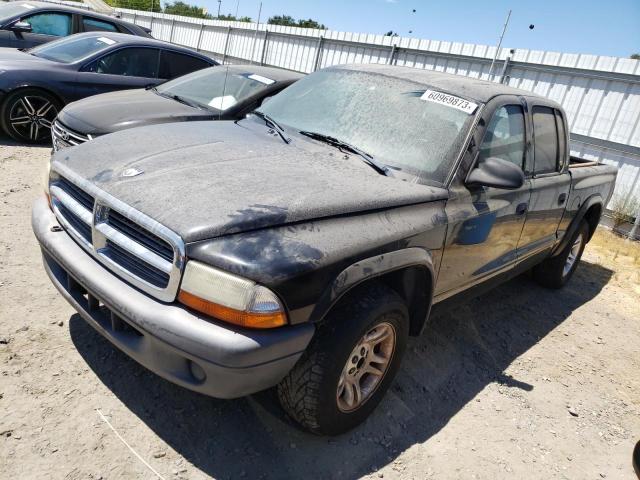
[178, 261, 287, 329]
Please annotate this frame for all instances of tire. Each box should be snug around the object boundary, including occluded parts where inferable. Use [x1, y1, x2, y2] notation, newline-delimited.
[533, 220, 589, 289]
[277, 284, 409, 435]
[0, 88, 61, 144]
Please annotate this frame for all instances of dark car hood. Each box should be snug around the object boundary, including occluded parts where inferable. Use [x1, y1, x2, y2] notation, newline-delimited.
[52, 121, 448, 243]
[0, 48, 52, 67]
[58, 89, 214, 135]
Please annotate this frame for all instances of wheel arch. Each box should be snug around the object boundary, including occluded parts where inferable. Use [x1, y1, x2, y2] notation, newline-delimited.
[552, 194, 603, 257]
[1, 85, 65, 111]
[309, 248, 435, 337]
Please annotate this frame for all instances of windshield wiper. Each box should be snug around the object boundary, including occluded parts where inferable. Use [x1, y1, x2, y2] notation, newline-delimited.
[298, 131, 390, 176]
[155, 90, 206, 110]
[251, 110, 290, 144]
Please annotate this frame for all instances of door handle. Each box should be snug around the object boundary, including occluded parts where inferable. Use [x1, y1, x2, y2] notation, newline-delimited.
[558, 193, 567, 205]
[516, 202, 528, 215]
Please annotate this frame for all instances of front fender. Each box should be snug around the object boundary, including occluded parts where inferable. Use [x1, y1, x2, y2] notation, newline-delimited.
[309, 248, 435, 329]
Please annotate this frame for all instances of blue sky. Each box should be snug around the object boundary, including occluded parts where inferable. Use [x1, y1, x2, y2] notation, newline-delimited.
[200, 0, 640, 58]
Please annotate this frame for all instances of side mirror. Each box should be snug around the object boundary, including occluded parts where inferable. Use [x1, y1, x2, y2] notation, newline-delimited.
[466, 156, 524, 190]
[9, 21, 32, 33]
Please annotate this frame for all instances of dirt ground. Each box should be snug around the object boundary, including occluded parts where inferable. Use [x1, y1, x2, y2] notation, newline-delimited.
[1, 136, 639, 480]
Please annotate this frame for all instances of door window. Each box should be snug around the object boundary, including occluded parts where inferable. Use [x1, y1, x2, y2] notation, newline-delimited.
[87, 47, 160, 78]
[532, 106, 560, 174]
[159, 50, 210, 79]
[479, 105, 526, 170]
[82, 17, 118, 32]
[23, 12, 72, 36]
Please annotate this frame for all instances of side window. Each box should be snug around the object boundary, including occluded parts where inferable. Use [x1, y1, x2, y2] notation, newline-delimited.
[532, 106, 559, 174]
[555, 110, 567, 170]
[82, 17, 118, 32]
[23, 12, 72, 36]
[159, 51, 210, 79]
[479, 105, 526, 169]
[86, 48, 159, 78]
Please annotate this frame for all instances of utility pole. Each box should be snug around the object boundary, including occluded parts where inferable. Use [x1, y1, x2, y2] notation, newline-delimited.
[488, 9, 512, 81]
[217, 0, 221, 18]
[235, 0, 240, 18]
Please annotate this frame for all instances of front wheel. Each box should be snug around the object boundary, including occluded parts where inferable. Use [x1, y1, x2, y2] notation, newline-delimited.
[0, 89, 60, 144]
[533, 220, 589, 289]
[277, 284, 409, 435]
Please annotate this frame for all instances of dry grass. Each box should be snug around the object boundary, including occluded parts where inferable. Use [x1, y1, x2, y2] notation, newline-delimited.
[584, 228, 640, 296]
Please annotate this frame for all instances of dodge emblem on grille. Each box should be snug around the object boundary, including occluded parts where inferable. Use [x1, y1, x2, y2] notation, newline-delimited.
[121, 167, 144, 178]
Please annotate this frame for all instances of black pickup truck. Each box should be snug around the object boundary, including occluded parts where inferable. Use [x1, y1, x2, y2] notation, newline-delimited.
[33, 64, 617, 435]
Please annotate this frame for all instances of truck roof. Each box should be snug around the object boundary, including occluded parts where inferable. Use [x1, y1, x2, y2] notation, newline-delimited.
[333, 63, 557, 105]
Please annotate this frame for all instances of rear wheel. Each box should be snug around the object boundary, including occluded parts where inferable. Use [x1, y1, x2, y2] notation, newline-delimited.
[0, 89, 60, 144]
[277, 284, 409, 435]
[533, 220, 589, 289]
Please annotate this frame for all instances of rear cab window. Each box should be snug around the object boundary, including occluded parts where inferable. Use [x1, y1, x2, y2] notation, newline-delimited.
[532, 106, 560, 175]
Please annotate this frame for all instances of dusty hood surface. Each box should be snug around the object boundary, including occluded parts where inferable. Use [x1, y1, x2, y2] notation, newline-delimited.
[58, 89, 213, 135]
[52, 120, 448, 243]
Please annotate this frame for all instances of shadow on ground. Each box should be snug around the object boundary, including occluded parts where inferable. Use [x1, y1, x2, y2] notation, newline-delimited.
[69, 261, 613, 479]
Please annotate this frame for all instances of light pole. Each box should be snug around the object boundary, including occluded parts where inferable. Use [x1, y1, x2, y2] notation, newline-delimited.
[217, 0, 221, 18]
[488, 10, 512, 81]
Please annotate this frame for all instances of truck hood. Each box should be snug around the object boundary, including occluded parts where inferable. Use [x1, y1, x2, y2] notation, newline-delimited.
[58, 89, 213, 136]
[53, 120, 448, 243]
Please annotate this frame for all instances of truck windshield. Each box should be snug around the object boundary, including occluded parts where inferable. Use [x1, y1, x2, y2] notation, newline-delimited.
[29, 35, 117, 63]
[256, 68, 478, 183]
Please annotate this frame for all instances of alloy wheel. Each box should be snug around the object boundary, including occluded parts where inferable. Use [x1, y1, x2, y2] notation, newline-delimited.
[9, 95, 57, 142]
[563, 233, 583, 277]
[337, 321, 396, 412]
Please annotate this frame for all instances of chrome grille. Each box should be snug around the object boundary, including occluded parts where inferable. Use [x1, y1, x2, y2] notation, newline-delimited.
[51, 120, 91, 151]
[48, 164, 185, 301]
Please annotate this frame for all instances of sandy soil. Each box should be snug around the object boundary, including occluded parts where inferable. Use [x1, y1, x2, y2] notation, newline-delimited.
[1, 136, 639, 479]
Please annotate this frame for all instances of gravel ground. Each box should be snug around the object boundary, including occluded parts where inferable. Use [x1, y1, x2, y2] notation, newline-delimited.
[1, 136, 639, 479]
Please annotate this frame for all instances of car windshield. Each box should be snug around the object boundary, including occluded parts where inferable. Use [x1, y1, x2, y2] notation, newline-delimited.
[29, 35, 117, 63]
[256, 68, 478, 183]
[156, 66, 275, 111]
[0, 2, 32, 20]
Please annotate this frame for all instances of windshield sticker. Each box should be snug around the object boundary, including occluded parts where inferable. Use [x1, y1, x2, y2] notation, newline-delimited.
[22, 3, 35, 8]
[97, 36, 116, 45]
[247, 74, 275, 85]
[420, 89, 478, 114]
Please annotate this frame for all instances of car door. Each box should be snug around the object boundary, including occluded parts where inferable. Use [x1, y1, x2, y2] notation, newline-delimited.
[516, 104, 571, 260]
[435, 99, 531, 299]
[15, 11, 73, 48]
[73, 47, 161, 101]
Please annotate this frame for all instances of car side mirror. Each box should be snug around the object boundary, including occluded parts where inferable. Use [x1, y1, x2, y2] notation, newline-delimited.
[466, 156, 525, 190]
[10, 21, 32, 33]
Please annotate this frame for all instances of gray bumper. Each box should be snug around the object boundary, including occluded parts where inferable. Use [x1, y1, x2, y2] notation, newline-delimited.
[32, 196, 314, 398]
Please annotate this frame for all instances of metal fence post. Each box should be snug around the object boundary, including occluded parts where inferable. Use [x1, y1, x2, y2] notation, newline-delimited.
[222, 26, 232, 64]
[196, 22, 205, 52]
[259, 30, 269, 65]
[133, 12, 137, 24]
[629, 210, 640, 241]
[498, 55, 511, 84]
[169, 18, 175, 43]
[387, 43, 397, 65]
[149, 14, 154, 34]
[312, 35, 324, 71]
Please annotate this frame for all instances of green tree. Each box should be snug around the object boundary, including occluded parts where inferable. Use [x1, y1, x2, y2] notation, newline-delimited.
[384, 30, 398, 37]
[104, 0, 162, 12]
[163, 1, 211, 18]
[631, 53, 640, 60]
[217, 13, 252, 22]
[268, 14, 326, 29]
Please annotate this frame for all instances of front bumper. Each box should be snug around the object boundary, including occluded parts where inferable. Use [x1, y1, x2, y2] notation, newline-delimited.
[32, 196, 315, 398]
